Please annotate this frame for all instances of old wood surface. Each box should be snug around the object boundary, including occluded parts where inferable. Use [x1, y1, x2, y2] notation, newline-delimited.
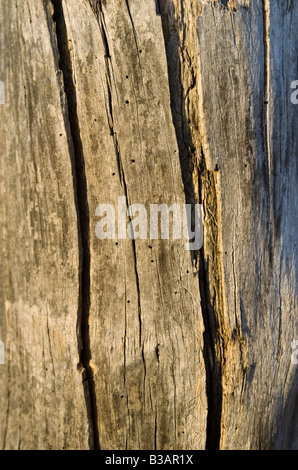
[0, 0, 89, 449]
[0, 0, 297, 450]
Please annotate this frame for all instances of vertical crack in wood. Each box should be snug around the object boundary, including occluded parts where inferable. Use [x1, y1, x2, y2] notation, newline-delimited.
[89, 0, 146, 430]
[197, 155, 223, 450]
[89, 0, 144, 352]
[121, 156, 143, 349]
[263, 0, 271, 187]
[262, 1, 274, 265]
[159, 0, 223, 449]
[125, 1, 141, 57]
[47, 0, 100, 450]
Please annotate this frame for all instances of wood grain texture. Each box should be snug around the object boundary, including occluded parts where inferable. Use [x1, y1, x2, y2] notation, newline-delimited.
[0, 0, 297, 450]
[0, 0, 89, 450]
[159, 0, 298, 450]
[62, 0, 207, 450]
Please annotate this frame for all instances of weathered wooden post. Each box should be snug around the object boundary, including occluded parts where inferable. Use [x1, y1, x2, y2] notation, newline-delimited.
[0, 0, 297, 450]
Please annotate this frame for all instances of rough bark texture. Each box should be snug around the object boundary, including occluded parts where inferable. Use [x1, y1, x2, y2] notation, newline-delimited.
[0, 0, 297, 450]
